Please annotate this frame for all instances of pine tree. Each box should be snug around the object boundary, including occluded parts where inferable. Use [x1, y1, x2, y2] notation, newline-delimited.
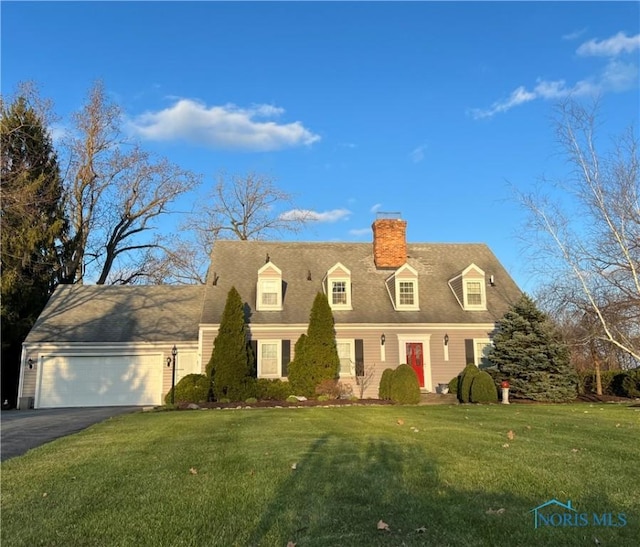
[1, 95, 66, 405]
[209, 287, 252, 401]
[489, 294, 577, 402]
[288, 293, 340, 396]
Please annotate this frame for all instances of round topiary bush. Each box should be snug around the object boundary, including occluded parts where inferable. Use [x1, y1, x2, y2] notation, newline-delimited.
[448, 375, 459, 395]
[458, 363, 480, 403]
[390, 364, 421, 405]
[378, 368, 394, 400]
[165, 374, 211, 405]
[470, 371, 498, 403]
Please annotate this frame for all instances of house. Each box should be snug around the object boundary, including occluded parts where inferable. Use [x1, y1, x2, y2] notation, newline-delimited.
[17, 216, 521, 408]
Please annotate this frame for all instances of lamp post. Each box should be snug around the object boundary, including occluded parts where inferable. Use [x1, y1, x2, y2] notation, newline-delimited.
[168, 345, 178, 405]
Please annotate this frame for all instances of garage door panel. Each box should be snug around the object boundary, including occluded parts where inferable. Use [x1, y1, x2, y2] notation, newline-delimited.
[37, 355, 162, 408]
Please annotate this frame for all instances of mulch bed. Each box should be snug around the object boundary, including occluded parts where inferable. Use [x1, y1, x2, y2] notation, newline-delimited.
[178, 398, 394, 410]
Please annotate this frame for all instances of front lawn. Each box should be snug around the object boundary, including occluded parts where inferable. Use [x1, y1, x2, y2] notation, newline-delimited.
[2, 403, 639, 546]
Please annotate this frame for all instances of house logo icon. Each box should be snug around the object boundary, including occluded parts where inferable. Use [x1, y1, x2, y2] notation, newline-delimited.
[530, 499, 577, 529]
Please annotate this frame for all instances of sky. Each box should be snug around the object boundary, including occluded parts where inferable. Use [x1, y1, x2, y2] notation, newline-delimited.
[2, 1, 639, 292]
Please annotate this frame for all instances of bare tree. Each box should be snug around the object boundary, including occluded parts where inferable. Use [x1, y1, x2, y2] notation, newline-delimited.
[58, 82, 200, 285]
[520, 99, 639, 366]
[171, 171, 311, 283]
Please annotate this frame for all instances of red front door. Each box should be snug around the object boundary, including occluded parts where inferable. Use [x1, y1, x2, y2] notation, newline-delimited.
[406, 343, 424, 387]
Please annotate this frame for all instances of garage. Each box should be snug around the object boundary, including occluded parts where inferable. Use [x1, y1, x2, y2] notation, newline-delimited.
[36, 354, 163, 408]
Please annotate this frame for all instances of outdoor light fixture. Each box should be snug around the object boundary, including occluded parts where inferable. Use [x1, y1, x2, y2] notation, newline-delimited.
[169, 345, 178, 405]
[27, 358, 34, 369]
[444, 334, 449, 346]
[380, 334, 386, 346]
[166, 357, 172, 367]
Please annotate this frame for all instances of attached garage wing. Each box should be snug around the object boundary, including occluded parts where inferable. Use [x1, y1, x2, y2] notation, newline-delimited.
[36, 354, 163, 408]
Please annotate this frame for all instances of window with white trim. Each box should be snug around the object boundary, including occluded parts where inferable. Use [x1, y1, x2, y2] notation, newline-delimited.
[325, 263, 352, 310]
[390, 264, 419, 311]
[258, 340, 280, 378]
[398, 281, 415, 306]
[256, 262, 283, 311]
[336, 339, 355, 376]
[473, 338, 492, 368]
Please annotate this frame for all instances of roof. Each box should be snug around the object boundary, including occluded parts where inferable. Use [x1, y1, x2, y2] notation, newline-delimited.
[24, 285, 205, 344]
[201, 240, 521, 325]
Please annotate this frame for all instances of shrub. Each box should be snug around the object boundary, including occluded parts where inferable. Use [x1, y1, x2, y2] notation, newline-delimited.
[164, 374, 211, 405]
[577, 370, 619, 396]
[470, 371, 498, 403]
[458, 364, 480, 403]
[448, 376, 459, 395]
[317, 394, 331, 402]
[390, 364, 421, 405]
[286, 395, 300, 403]
[621, 368, 640, 398]
[315, 379, 340, 399]
[245, 397, 258, 404]
[256, 379, 293, 401]
[378, 368, 394, 400]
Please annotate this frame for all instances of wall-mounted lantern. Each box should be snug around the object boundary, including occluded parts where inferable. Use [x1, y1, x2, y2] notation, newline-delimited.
[380, 334, 386, 346]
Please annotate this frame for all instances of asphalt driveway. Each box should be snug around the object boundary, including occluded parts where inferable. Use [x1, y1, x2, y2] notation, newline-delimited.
[1, 407, 140, 462]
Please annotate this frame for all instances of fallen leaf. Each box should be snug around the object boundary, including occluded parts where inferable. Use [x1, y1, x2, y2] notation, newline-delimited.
[413, 429, 420, 433]
[593, 536, 601, 545]
[616, 423, 621, 428]
[571, 448, 579, 453]
[397, 419, 404, 425]
[189, 467, 198, 475]
[42, 492, 48, 498]
[287, 542, 297, 547]
[415, 526, 427, 533]
[291, 463, 297, 470]
[507, 430, 515, 440]
[377, 520, 390, 531]
[502, 443, 510, 448]
[486, 508, 506, 515]
[526, 425, 531, 430]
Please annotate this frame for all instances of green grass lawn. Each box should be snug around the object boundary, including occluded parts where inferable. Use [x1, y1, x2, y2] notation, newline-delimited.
[2, 403, 639, 547]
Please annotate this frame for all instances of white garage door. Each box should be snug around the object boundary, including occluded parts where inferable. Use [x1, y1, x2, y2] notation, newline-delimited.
[36, 354, 163, 408]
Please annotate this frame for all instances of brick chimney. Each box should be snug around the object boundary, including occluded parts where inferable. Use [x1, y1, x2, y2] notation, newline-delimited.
[372, 215, 407, 268]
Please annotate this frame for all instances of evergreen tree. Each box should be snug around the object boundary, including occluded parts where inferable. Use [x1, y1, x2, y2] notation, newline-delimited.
[209, 287, 252, 401]
[1, 95, 66, 405]
[288, 293, 340, 396]
[489, 294, 577, 402]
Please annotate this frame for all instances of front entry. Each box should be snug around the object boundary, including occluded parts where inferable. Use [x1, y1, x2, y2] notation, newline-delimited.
[406, 343, 424, 388]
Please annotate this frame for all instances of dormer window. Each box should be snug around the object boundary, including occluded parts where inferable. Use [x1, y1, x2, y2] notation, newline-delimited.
[386, 263, 419, 311]
[325, 263, 352, 310]
[449, 264, 487, 311]
[256, 262, 283, 311]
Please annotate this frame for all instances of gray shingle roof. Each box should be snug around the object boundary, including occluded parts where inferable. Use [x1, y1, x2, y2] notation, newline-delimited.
[201, 240, 521, 325]
[25, 285, 205, 344]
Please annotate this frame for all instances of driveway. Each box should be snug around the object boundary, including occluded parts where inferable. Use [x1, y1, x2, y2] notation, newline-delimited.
[1, 407, 140, 462]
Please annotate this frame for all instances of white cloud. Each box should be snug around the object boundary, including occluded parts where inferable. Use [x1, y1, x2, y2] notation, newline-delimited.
[577, 32, 640, 57]
[127, 99, 320, 151]
[279, 208, 351, 223]
[471, 31, 639, 120]
[48, 123, 68, 144]
[562, 28, 587, 41]
[410, 144, 428, 163]
[370, 203, 382, 214]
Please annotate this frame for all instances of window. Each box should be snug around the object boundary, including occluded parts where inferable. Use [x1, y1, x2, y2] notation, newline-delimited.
[336, 340, 355, 376]
[325, 263, 352, 310]
[258, 341, 280, 378]
[466, 281, 482, 306]
[473, 339, 492, 368]
[398, 281, 415, 306]
[256, 263, 283, 311]
[332, 281, 348, 305]
[387, 263, 419, 310]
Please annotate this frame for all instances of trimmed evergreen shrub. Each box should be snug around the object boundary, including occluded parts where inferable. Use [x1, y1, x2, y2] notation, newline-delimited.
[256, 379, 293, 401]
[448, 375, 459, 395]
[288, 293, 340, 397]
[458, 363, 480, 403]
[245, 397, 258, 404]
[577, 370, 619, 396]
[470, 371, 498, 403]
[164, 374, 211, 405]
[489, 294, 577, 402]
[378, 368, 394, 400]
[390, 364, 421, 405]
[209, 287, 254, 401]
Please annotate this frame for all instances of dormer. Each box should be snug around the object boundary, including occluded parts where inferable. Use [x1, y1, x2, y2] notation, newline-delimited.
[449, 263, 487, 311]
[385, 263, 419, 311]
[256, 262, 283, 311]
[324, 262, 352, 310]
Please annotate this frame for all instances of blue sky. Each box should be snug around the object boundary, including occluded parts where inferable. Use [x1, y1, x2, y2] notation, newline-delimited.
[2, 1, 639, 292]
